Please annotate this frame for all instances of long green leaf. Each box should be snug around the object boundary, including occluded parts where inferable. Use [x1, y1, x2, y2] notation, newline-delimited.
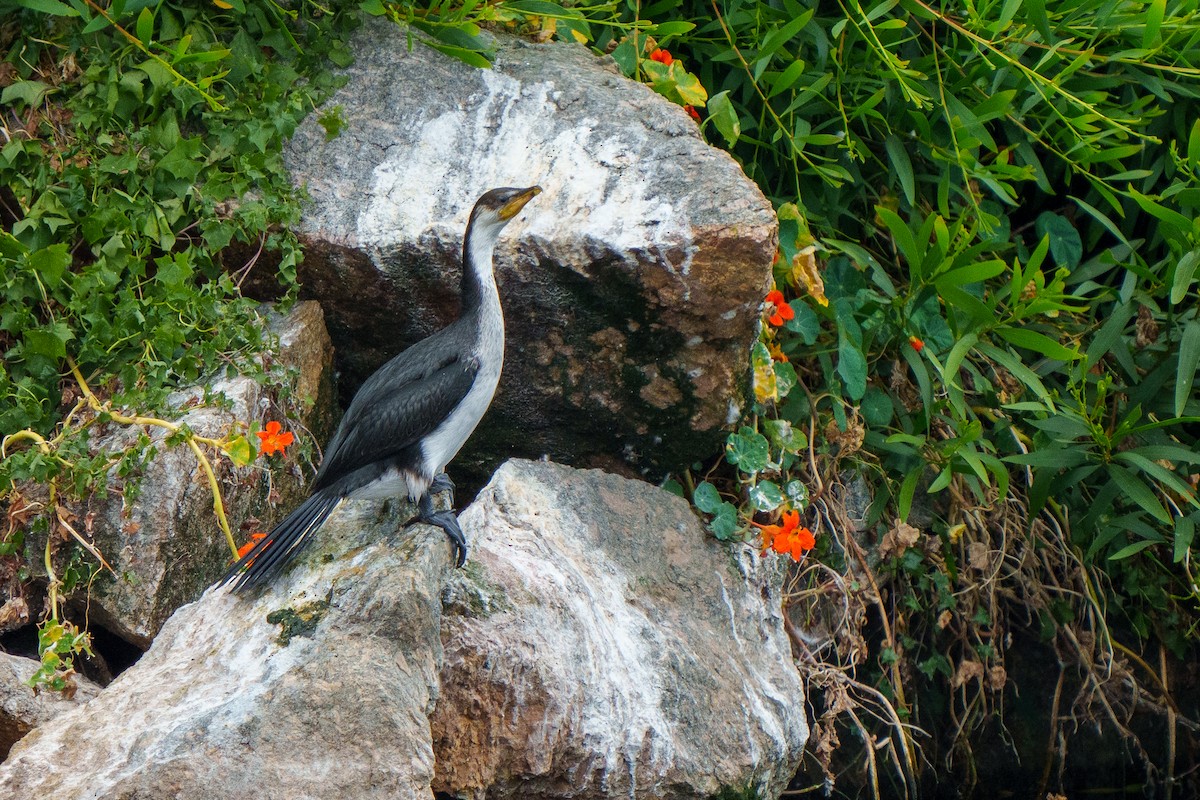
[1127, 186, 1193, 244]
[995, 326, 1083, 362]
[769, 59, 807, 99]
[754, 11, 812, 67]
[1004, 448, 1089, 468]
[897, 466, 922, 521]
[1189, 119, 1200, 171]
[1106, 463, 1171, 523]
[1109, 539, 1158, 561]
[503, 0, 582, 17]
[875, 207, 920, 279]
[935, 259, 1006, 289]
[1142, 0, 1165, 48]
[1132, 445, 1200, 465]
[1171, 249, 1199, 305]
[1114, 451, 1199, 508]
[1023, 0, 1056, 44]
[1084, 301, 1133, 367]
[1175, 516, 1196, 564]
[885, 134, 915, 206]
[838, 332, 868, 401]
[977, 342, 1054, 406]
[941, 332, 978, 415]
[1176, 320, 1200, 418]
[16, 0, 77, 14]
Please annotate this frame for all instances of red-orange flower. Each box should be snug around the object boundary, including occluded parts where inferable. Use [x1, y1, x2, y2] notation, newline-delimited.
[684, 104, 701, 122]
[780, 524, 816, 559]
[909, 335, 925, 352]
[236, 531, 267, 559]
[752, 509, 816, 561]
[256, 420, 294, 456]
[764, 289, 795, 327]
[649, 48, 673, 65]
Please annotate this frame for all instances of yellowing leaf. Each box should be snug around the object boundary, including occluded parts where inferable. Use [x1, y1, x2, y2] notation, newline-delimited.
[752, 342, 778, 403]
[213, 0, 233, 8]
[777, 202, 803, 223]
[669, 62, 708, 106]
[791, 246, 828, 306]
[223, 434, 256, 467]
[532, 17, 557, 43]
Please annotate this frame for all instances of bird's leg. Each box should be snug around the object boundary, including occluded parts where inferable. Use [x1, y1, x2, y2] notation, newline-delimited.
[428, 472, 456, 504]
[416, 491, 468, 568]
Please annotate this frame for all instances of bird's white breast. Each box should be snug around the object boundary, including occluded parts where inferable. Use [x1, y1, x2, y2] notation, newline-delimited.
[420, 314, 504, 484]
[418, 230, 506, 486]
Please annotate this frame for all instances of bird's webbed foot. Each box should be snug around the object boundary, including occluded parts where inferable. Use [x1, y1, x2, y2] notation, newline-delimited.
[416, 492, 468, 568]
[428, 472, 456, 503]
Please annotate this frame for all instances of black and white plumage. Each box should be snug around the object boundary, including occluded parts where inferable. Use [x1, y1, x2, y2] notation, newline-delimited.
[222, 186, 541, 591]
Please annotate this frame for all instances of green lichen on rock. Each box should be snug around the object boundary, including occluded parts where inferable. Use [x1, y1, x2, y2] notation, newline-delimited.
[443, 559, 514, 620]
[266, 599, 330, 646]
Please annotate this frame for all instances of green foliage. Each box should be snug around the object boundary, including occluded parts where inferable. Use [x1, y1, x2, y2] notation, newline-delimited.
[26, 617, 93, 695]
[570, 0, 1200, 789]
[621, 0, 1200, 634]
[0, 2, 354, 474]
[371, 1, 710, 112]
[0, 2, 351, 442]
[1, 0, 357, 690]
[368, 0, 597, 66]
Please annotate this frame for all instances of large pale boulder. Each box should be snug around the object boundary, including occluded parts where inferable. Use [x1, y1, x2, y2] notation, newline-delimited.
[433, 460, 807, 799]
[281, 25, 776, 483]
[0, 461, 805, 799]
[0, 501, 454, 799]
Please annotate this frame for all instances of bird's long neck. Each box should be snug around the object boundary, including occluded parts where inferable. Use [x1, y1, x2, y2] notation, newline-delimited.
[460, 221, 502, 320]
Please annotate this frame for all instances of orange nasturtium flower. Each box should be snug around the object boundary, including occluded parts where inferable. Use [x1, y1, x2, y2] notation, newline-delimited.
[909, 335, 925, 352]
[649, 48, 674, 65]
[753, 509, 816, 561]
[256, 420, 294, 456]
[764, 289, 795, 327]
[767, 342, 789, 363]
[684, 104, 701, 122]
[236, 531, 267, 559]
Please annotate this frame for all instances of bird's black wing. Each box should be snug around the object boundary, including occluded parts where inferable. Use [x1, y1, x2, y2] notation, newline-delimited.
[221, 335, 478, 592]
[311, 331, 479, 494]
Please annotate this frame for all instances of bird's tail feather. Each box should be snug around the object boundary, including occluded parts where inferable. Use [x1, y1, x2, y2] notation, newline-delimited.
[220, 489, 341, 592]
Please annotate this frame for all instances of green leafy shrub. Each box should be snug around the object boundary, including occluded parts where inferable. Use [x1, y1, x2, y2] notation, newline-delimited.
[0, 2, 345, 437]
[1, 0, 355, 688]
[583, 0, 1200, 792]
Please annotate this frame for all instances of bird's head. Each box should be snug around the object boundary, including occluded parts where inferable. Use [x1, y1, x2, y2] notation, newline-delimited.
[468, 186, 542, 236]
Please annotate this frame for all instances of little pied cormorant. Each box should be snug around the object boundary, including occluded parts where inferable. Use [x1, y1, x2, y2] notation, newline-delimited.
[222, 185, 541, 591]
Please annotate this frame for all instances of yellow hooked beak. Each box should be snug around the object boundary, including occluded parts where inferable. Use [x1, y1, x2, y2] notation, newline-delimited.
[498, 186, 542, 221]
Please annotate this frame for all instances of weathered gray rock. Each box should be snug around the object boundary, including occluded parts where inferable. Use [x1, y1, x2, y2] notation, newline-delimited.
[0, 501, 453, 799]
[283, 25, 775, 482]
[83, 300, 335, 647]
[4, 301, 336, 650]
[433, 460, 807, 799]
[1, 461, 805, 799]
[0, 652, 100, 761]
